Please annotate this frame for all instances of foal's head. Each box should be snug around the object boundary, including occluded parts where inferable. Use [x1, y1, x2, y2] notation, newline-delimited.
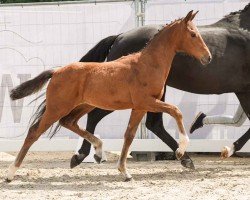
[176, 10, 212, 65]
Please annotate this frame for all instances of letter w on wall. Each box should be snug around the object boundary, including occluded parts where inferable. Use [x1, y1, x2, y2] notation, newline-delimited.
[0, 74, 31, 123]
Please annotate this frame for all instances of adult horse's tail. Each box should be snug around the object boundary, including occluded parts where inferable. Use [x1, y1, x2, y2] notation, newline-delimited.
[79, 35, 118, 62]
[10, 69, 54, 100]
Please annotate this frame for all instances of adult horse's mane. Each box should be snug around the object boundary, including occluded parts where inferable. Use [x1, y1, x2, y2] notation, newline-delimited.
[217, 3, 250, 27]
[227, 2, 250, 16]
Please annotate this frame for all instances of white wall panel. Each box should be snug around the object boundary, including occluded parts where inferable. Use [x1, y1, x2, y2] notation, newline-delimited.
[0, 2, 135, 141]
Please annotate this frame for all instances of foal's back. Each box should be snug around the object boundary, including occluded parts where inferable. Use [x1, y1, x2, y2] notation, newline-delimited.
[51, 53, 142, 110]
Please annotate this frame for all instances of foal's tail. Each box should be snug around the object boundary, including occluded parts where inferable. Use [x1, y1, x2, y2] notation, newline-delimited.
[10, 69, 54, 100]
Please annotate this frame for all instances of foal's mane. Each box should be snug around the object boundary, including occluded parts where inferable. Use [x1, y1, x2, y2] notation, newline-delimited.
[141, 18, 183, 52]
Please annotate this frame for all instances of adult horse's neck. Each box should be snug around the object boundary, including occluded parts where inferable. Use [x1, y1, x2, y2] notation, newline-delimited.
[139, 22, 181, 80]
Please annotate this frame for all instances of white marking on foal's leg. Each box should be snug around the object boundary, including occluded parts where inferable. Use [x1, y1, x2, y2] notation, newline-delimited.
[94, 141, 103, 164]
[6, 162, 18, 181]
[95, 147, 102, 157]
[176, 132, 189, 160]
[117, 158, 132, 181]
[221, 145, 235, 159]
[101, 150, 107, 162]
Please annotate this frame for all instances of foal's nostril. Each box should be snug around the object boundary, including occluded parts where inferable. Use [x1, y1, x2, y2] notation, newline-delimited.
[200, 55, 212, 65]
[208, 56, 212, 63]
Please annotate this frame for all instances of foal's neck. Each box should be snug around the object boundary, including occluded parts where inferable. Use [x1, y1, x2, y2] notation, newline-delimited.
[140, 22, 182, 78]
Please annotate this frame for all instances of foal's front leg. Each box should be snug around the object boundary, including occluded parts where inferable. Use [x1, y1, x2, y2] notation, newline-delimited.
[146, 99, 189, 160]
[118, 110, 146, 181]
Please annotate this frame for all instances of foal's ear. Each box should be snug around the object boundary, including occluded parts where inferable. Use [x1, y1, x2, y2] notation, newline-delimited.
[184, 10, 193, 23]
[190, 11, 199, 21]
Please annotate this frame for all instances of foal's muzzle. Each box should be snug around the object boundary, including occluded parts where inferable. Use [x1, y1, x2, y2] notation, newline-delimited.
[200, 55, 212, 65]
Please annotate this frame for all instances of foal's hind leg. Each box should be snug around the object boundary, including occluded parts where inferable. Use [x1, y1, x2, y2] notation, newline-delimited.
[59, 104, 104, 163]
[118, 110, 146, 181]
[6, 111, 62, 182]
[71, 108, 113, 168]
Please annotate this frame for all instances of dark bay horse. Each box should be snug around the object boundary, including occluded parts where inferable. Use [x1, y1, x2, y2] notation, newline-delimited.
[71, 3, 250, 168]
[7, 11, 211, 182]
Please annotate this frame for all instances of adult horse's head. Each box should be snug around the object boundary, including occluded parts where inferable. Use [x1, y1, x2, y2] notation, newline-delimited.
[177, 10, 212, 65]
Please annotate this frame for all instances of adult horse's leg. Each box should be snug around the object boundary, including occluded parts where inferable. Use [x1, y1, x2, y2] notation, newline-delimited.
[230, 128, 250, 155]
[70, 108, 113, 168]
[221, 92, 250, 158]
[145, 88, 194, 169]
[118, 110, 146, 181]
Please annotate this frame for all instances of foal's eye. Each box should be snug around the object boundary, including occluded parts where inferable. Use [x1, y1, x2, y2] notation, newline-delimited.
[191, 32, 196, 38]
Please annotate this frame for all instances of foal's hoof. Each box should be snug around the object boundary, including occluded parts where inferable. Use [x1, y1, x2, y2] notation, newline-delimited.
[94, 154, 102, 164]
[5, 178, 12, 183]
[175, 148, 184, 160]
[70, 154, 86, 169]
[124, 177, 133, 182]
[221, 146, 230, 159]
[181, 159, 195, 170]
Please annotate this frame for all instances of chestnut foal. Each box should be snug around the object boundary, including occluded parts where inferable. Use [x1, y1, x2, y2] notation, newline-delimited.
[7, 11, 211, 182]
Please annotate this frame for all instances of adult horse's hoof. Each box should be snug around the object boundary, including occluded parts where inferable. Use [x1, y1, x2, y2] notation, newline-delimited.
[189, 112, 206, 133]
[70, 154, 87, 169]
[181, 159, 195, 170]
[231, 153, 243, 158]
[94, 154, 102, 164]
